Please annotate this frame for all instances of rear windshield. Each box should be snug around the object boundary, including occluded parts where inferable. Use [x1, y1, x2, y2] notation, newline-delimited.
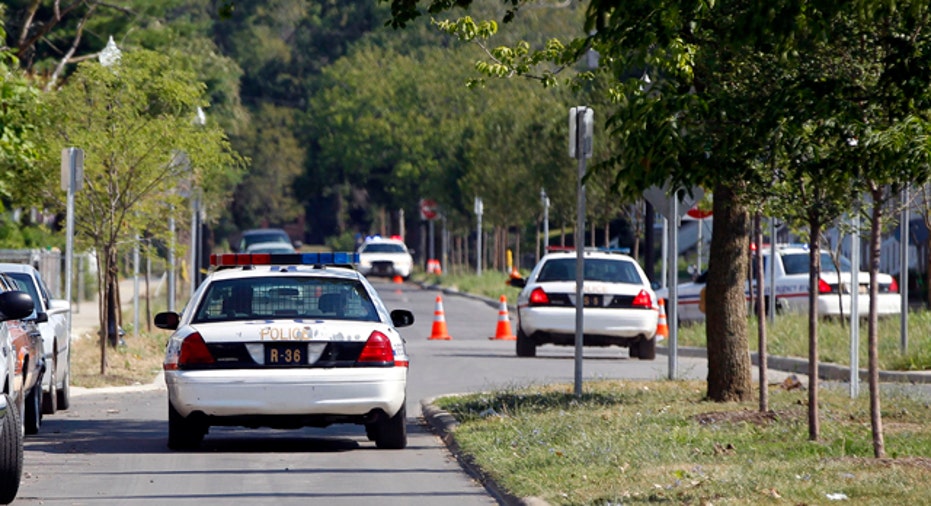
[193, 277, 379, 323]
[242, 232, 290, 247]
[537, 258, 645, 284]
[780, 252, 852, 275]
[362, 243, 407, 253]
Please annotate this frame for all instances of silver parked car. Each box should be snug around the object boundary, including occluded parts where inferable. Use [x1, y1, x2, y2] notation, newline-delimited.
[0, 263, 72, 413]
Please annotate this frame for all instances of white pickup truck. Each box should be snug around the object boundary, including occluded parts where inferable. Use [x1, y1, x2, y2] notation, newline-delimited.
[0, 263, 71, 414]
[657, 244, 902, 324]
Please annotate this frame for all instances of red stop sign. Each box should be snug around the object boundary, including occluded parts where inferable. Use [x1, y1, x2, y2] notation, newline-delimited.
[420, 199, 438, 220]
[686, 207, 713, 219]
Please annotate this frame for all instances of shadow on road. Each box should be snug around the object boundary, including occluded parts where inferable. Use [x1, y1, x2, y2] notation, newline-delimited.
[26, 416, 434, 455]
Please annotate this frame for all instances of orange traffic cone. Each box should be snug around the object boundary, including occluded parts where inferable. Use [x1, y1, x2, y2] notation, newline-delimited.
[489, 295, 516, 341]
[393, 274, 403, 284]
[656, 298, 668, 342]
[428, 295, 452, 340]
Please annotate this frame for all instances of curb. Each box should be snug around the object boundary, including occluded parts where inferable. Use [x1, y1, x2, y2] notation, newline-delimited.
[71, 371, 166, 397]
[421, 397, 548, 506]
[662, 346, 931, 384]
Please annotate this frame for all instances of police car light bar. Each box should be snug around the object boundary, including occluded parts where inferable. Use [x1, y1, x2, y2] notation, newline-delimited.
[210, 252, 360, 267]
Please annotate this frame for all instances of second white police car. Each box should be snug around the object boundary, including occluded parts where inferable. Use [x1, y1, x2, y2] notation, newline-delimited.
[155, 252, 414, 450]
[509, 248, 660, 360]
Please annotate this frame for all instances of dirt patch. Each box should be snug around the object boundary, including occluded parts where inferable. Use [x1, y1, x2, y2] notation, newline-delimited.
[694, 408, 799, 427]
[833, 456, 931, 470]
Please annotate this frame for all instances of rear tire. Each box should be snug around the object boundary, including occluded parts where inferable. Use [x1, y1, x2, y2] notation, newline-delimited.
[42, 356, 57, 415]
[516, 327, 536, 357]
[167, 402, 205, 450]
[24, 377, 43, 435]
[0, 394, 23, 505]
[637, 337, 656, 361]
[373, 402, 407, 450]
[57, 368, 71, 411]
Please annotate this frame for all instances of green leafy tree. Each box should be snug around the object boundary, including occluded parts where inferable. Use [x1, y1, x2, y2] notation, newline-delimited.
[35, 48, 245, 372]
[230, 104, 305, 231]
[0, 12, 44, 204]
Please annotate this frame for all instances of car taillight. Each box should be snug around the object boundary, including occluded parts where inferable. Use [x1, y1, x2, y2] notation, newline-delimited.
[178, 332, 214, 368]
[890, 277, 899, 293]
[632, 290, 652, 308]
[529, 287, 550, 305]
[818, 278, 833, 294]
[163, 332, 216, 371]
[357, 331, 407, 367]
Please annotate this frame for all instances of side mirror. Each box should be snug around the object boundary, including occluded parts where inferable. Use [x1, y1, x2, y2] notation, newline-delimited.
[154, 311, 181, 330]
[509, 277, 526, 289]
[34, 311, 49, 324]
[49, 299, 70, 311]
[390, 309, 415, 328]
[0, 290, 35, 321]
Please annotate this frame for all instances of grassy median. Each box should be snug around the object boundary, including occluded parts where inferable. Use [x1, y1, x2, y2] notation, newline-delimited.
[436, 380, 931, 505]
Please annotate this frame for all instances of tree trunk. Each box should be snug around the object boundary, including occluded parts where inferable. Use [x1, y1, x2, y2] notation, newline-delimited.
[705, 183, 753, 402]
[145, 251, 152, 332]
[105, 244, 121, 348]
[868, 187, 887, 458]
[807, 219, 821, 441]
[515, 227, 522, 273]
[96, 250, 106, 375]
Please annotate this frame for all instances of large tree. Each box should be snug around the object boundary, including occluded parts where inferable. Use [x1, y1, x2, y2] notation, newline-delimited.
[0, 15, 44, 204]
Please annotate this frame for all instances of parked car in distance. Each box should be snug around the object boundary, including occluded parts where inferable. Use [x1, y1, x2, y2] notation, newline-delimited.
[244, 241, 297, 254]
[655, 243, 901, 324]
[356, 236, 414, 280]
[509, 248, 659, 359]
[154, 252, 414, 450]
[0, 263, 71, 414]
[235, 228, 301, 252]
[0, 278, 39, 505]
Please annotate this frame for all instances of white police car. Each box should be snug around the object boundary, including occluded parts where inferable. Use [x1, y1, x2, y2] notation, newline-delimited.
[509, 249, 659, 359]
[357, 236, 414, 279]
[656, 243, 901, 323]
[155, 252, 414, 450]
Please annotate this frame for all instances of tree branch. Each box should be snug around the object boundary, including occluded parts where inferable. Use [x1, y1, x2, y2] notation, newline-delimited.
[45, 4, 97, 91]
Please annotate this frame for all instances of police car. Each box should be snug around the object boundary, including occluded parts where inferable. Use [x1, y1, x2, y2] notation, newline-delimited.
[155, 252, 414, 450]
[509, 249, 659, 359]
[657, 244, 901, 323]
[357, 236, 414, 279]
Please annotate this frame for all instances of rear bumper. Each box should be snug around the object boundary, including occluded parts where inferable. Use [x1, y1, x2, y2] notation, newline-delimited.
[519, 306, 657, 345]
[165, 367, 407, 421]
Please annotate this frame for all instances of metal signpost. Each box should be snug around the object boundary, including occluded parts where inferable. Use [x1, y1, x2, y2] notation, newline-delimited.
[474, 197, 483, 275]
[569, 106, 593, 397]
[643, 184, 703, 380]
[61, 147, 84, 337]
[900, 187, 909, 353]
[849, 211, 860, 398]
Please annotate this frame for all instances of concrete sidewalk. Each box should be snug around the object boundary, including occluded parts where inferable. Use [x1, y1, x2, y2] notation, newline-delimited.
[70, 277, 162, 340]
